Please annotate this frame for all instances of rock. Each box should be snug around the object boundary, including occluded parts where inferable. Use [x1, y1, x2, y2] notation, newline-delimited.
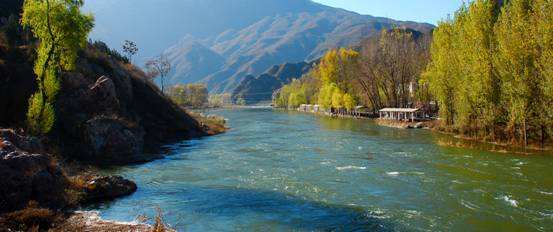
[0, 129, 43, 152]
[414, 122, 425, 129]
[1, 22, 208, 165]
[89, 76, 120, 113]
[83, 176, 137, 201]
[0, 132, 68, 215]
[83, 116, 145, 164]
[54, 211, 175, 232]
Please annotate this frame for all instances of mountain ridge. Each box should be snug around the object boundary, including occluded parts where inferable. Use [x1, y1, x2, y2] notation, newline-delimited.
[84, 0, 434, 93]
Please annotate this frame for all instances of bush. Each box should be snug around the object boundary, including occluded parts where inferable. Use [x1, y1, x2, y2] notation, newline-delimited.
[89, 40, 130, 64]
[0, 201, 62, 231]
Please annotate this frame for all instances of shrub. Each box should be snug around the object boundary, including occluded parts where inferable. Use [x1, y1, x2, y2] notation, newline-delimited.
[0, 201, 62, 231]
[90, 40, 130, 64]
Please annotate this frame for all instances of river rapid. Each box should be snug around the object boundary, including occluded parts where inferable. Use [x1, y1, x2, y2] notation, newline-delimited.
[90, 108, 553, 231]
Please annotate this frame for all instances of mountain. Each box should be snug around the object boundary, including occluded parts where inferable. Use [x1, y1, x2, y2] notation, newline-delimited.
[83, 0, 326, 62]
[84, 0, 434, 93]
[232, 61, 316, 104]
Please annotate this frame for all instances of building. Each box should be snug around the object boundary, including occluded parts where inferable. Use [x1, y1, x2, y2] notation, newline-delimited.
[379, 108, 421, 122]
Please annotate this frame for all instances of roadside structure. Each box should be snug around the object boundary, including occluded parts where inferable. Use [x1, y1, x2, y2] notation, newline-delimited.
[379, 108, 421, 122]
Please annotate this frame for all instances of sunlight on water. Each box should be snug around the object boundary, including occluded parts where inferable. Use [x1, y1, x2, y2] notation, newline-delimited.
[90, 109, 553, 231]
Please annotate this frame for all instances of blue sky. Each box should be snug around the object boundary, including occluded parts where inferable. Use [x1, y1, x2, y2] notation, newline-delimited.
[312, 0, 465, 25]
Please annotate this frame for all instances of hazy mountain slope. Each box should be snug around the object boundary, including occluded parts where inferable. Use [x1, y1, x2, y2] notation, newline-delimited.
[85, 0, 434, 93]
[83, 0, 324, 62]
[233, 28, 431, 105]
[232, 61, 315, 104]
[164, 39, 225, 84]
[163, 3, 434, 93]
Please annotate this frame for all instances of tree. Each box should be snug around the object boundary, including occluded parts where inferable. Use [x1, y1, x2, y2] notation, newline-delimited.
[169, 84, 209, 108]
[423, 0, 553, 146]
[495, 0, 545, 146]
[358, 28, 430, 112]
[145, 54, 171, 93]
[122, 40, 138, 63]
[21, 0, 94, 135]
[209, 93, 232, 108]
[421, 20, 458, 125]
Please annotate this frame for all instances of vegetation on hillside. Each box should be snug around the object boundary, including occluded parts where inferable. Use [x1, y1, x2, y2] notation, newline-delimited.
[209, 93, 233, 108]
[422, 0, 552, 147]
[21, 0, 93, 135]
[169, 83, 209, 109]
[274, 28, 431, 112]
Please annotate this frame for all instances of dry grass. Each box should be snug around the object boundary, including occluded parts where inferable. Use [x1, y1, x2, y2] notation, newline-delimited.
[186, 110, 228, 135]
[151, 208, 173, 232]
[0, 201, 62, 231]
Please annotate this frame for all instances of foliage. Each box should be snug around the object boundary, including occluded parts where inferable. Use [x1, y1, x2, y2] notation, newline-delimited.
[275, 32, 429, 113]
[21, 0, 94, 135]
[274, 70, 320, 109]
[90, 40, 129, 63]
[422, 0, 553, 146]
[146, 54, 171, 93]
[208, 93, 232, 108]
[169, 84, 209, 108]
[358, 28, 431, 111]
[122, 40, 138, 63]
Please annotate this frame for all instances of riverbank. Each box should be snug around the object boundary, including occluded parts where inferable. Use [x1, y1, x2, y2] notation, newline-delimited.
[431, 127, 553, 154]
[283, 107, 551, 153]
[53, 211, 174, 232]
[375, 119, 434, 129]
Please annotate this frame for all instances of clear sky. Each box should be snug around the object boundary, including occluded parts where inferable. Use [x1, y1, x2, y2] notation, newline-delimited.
[312, 0, 465, 25]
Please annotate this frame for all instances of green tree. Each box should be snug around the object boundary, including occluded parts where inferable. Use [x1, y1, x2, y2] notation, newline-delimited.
[423, 0, 553, 146]
[122, 40, 138, 63]
[495, 0, 548, 145]
[421, 20, 458, 125]
[169, 84, 209, 108]
[21, 0, 94, 135]
[343, 93, 356, 111]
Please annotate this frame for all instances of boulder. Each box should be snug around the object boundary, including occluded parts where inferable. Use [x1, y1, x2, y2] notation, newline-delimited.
[83, 116, 145, 164]
[88, 76, 120, 113]
[0, 132, 67, 215]
[83, 176, 137, 201]
[0, 129, 43, 152]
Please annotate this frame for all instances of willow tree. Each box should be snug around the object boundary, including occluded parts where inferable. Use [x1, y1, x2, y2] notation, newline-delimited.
[424, 0, 552, 146]
[21, 0, 94, 135]
[532, 0, 553, 145]
[421, 19, 459, 126]
[496, 0, 552, 145]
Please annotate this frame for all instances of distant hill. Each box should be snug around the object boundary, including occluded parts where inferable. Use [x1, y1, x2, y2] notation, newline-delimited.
[232, 28, 432, 105]
[84, 0, 434, 93]
[232, 61, 316, 105]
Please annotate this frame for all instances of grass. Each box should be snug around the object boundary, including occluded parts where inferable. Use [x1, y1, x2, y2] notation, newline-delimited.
[0, 201, 63, 231]
[186, 110, 228, 135]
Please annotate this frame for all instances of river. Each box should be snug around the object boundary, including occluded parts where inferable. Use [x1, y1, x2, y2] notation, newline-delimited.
[90, 108, 553, 231]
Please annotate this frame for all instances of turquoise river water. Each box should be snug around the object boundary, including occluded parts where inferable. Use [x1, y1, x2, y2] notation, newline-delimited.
[90, 108, 553, 231]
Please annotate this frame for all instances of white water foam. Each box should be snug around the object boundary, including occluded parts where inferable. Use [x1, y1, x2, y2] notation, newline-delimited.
[538, 191, 553, 196]
[386, 172, 400, 176]
[499, 195, 519, 207]
[336, 166, 367, 171]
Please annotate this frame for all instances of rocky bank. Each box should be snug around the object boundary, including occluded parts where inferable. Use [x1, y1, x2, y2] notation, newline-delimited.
[0, 0, 215, 230]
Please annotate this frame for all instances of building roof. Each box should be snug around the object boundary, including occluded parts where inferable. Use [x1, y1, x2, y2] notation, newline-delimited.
[379, 108, 420, 113]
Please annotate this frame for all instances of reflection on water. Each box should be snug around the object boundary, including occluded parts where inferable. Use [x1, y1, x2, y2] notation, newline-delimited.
[92, 109, 553, 232]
